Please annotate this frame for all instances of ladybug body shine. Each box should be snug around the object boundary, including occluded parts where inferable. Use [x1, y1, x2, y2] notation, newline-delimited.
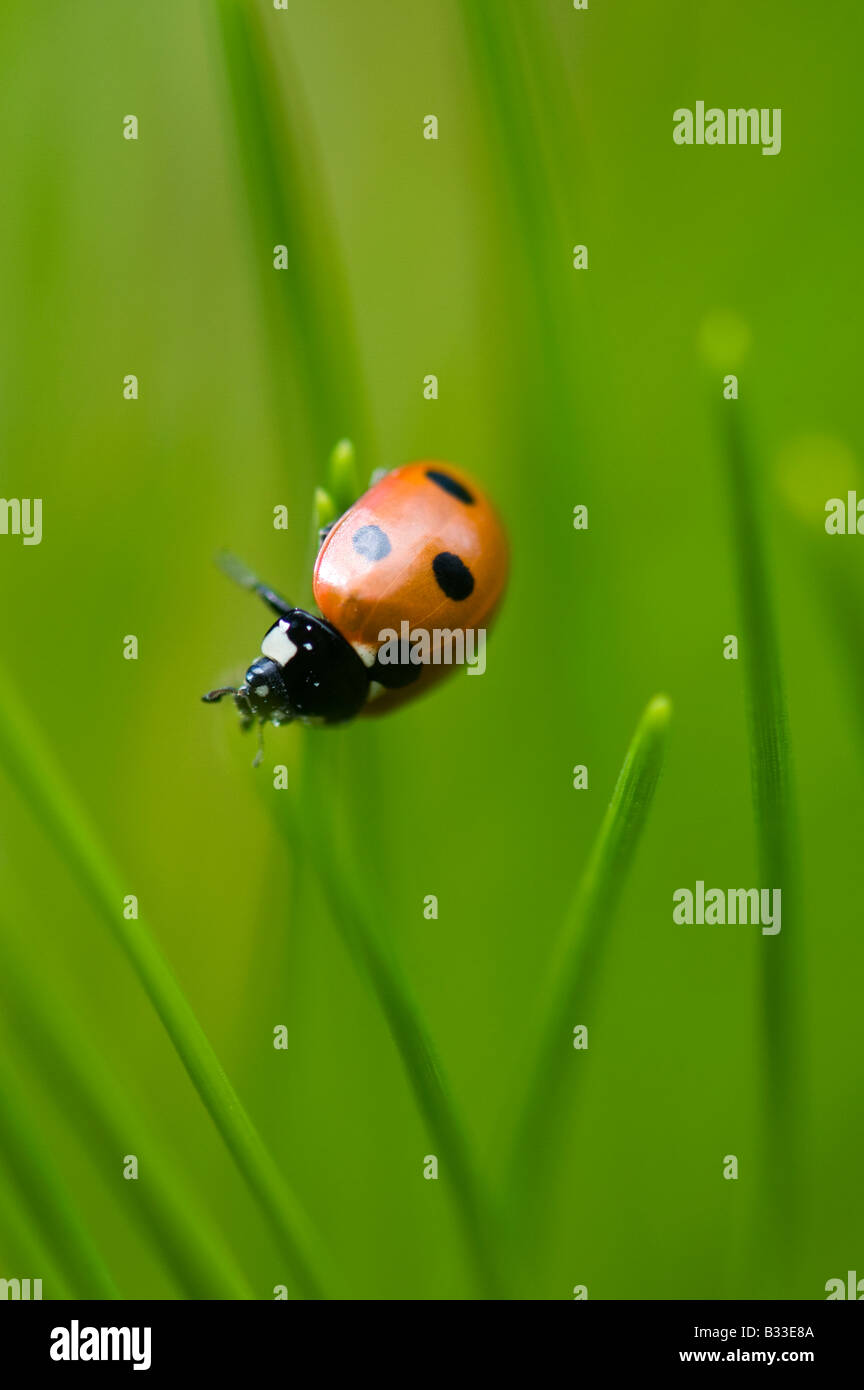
[203, 462, 508, 730]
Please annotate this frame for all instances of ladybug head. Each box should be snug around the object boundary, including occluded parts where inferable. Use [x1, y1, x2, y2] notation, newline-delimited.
[242, 657, 287, 722]
[201, 656, 283, 730]
[202, 609, 371, 731]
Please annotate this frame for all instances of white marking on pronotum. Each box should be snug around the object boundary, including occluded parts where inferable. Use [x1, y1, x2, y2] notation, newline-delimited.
[366, 680, 386, 702]
[261, 623, 298, 667]
[352, 642, 378, 668]
[256, 685, 269, 698]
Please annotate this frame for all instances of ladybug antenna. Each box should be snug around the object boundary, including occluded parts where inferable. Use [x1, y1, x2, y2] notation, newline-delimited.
[202, 685, 254, 721]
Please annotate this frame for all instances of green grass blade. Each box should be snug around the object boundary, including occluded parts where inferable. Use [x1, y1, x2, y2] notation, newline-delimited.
[0, 668, 332, 1299]
[0, 1159, 73, 1298]
[0, 923, 254, 1300]
[457, 1, 580, 415]
[510, 696, 672, 1204]
[812, 561, 864, 751]
[720, 404, 801, 1208]
[780, 483, 864, 754]
[263, 747, 505, 1299]
[0, 1050, 120, 1299]
[327, 438, 360, 516]
[208, 0, 372, 463]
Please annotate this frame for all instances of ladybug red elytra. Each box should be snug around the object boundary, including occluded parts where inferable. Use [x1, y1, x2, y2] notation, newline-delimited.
[203, 462, 508, 731]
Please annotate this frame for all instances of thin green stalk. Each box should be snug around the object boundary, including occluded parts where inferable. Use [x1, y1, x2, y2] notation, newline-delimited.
[209, 0, 373, 465]
[0, 1160, 72, 1298]
[0, 923, 254, 1300]
[720, 404, 800, 1203]
[509, 696, 672, 1207]
[263, 747, 505, 1299]
[791, 514, 864, 755]
[458, 1, 583, 447]
[0, 668, 332, 1299]
[0, 1050, 119, 1299]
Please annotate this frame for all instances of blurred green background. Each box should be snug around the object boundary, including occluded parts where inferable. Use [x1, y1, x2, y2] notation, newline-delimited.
[1, 0, 862, 1300]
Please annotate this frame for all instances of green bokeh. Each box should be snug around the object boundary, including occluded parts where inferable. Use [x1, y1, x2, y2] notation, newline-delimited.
[0, 0, 861, 1299]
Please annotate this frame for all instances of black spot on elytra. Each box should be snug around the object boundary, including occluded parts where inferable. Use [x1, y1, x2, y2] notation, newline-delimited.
[432, 551, 474, 601]
[425, 469, 474, 504]
[372, 649, 423, 689]
[352, 524, 391, 562]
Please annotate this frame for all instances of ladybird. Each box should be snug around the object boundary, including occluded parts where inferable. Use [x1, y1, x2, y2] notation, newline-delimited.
[203, 462, 508, 730]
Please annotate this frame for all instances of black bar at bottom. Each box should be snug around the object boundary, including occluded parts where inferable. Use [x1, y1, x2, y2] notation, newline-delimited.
[0, 1298, 859, 1375]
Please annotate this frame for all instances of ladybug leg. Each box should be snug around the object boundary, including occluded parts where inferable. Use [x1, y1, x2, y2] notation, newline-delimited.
[317, 521, 335, 550]
[215, 550, 294, 618]
[235, 695, 255, 733]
